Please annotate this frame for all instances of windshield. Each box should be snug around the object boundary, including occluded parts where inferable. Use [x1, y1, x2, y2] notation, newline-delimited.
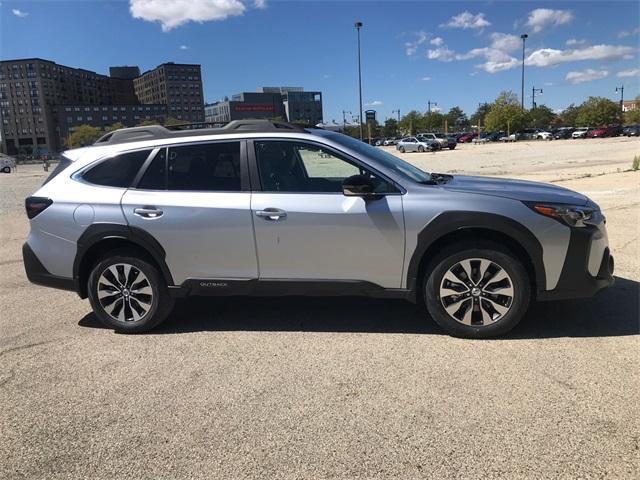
[315, 130, 432, 183]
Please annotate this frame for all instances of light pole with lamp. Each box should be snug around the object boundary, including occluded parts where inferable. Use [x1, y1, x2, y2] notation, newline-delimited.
[355, 21, 364, 140]
[520, 34, 528, 110]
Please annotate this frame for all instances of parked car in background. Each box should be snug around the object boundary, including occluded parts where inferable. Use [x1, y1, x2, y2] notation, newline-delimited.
[536, 130, 553, 140]
[383, 137, 398, 146]
[572, 128, 591, 139]
[623, 125, 640, 136]
[397, 136, 439, 153]
[499, 133, 517, 142]
[458, 132, 477, 143]
[586, 127, 608, 138]
[553, 128, 575, 139]
[605, 125, 623, 137]
[0, 154, 16, 173]
[472, 133, 491, 144]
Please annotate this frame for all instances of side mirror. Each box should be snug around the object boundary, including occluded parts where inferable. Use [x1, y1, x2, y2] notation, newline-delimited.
[342, 174, 381, 200]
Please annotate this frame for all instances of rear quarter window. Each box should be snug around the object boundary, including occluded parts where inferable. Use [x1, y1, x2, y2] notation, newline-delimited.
[42, 156, 72, 186]
[82, 150, 151, 188]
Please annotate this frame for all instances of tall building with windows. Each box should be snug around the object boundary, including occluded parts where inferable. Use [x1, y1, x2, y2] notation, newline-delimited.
[133, 63, 204, 123]
[0, 59, 204, 155]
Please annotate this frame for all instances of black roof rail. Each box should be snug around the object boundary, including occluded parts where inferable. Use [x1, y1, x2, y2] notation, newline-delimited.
[93, 119, 311, 146]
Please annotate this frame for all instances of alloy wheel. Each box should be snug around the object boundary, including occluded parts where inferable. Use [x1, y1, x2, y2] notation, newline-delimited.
[97, 263, 153, 322]
[439, 258, 514, 326]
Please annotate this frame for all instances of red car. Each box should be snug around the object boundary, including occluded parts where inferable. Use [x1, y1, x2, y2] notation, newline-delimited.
[458, 132, 478, 143]
[586, 127, 608, 138]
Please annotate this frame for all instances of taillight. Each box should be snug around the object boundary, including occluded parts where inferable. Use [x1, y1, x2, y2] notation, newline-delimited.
[25, 196, 53, 219]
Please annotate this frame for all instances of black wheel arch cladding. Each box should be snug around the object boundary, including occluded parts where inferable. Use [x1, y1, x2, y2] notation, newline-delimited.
[407, 211, 546, 295]
[74, 224, 174, 297]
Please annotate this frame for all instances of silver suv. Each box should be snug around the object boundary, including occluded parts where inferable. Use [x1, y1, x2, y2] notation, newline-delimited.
[23, 120, 614, 338]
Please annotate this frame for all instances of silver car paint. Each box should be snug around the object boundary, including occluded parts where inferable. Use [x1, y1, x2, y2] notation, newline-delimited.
[25, 129, 606, 294]
[251, 192, 405, 288]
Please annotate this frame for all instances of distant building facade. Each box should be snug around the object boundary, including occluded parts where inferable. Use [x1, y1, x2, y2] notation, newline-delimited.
[622, 100, 638, 112]
[205, 87, 323, 125]
[0, 58, 204, 155]
[133, 63, 204, 123]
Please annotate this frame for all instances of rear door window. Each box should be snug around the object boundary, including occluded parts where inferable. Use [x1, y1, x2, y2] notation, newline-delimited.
[167, 142, 241, 191]
[82, 150, 151, 188]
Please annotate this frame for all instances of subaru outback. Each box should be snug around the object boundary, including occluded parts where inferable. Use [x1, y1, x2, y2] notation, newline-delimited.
[23, 120, 614, 338]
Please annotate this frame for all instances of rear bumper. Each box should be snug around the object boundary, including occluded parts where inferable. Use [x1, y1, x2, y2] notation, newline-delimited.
[537, 226, 614, 301]
[22, 242, 75, 292]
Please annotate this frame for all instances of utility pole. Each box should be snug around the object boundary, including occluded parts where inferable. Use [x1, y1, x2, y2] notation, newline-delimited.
[342, 110, 352, 131]
[355, 21, 364, 141]
[532, 86, 543, 109]
[427, 100, 437, 131]
[616, 85, 624, 115]
[520, 34, 528, 110]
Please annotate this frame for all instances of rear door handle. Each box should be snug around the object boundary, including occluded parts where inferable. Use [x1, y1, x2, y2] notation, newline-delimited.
[255, 208, 287, 221]
[134, 207, 163, 219]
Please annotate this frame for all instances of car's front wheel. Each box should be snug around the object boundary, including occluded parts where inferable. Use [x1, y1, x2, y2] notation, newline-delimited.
[88, 252, 174, 333]
[399, 146, 405, 153]
[1, 166, 10, 173]
[423, 242, 531, 338]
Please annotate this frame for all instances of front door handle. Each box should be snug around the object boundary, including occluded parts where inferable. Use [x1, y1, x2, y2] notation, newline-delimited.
[255, 208, 287, 221]
[134, 207, 163, 219]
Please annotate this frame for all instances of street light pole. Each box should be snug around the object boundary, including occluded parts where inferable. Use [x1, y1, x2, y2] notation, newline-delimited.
[342, 110, 352, 131]
[427, 100, 437, 131]
[520, 34, 528, 110]
[616, 85, 624, 114]
[355, 21, 364, 141]
[532, 86, 543, 109]
[392, 109, 400, 123]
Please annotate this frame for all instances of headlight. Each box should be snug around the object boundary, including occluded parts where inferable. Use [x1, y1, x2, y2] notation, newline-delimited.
[529, 203, 602, 227]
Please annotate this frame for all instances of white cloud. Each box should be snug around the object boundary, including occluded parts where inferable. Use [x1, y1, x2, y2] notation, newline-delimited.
[253, 0, 266, 8]
[130, 0, 248, 31]
[526, 44, 636, 67]
[179, 44, 189, 50]
[617, 68, 640, 78]
[427, 46, 456, 62]
[430, 37, 443, 46]
[12, 8, 29, 17]
[366, 100, 383, 107]
[421, 76, 432, 81]
[525, 8, 573, 33]
[618, 27, 640, 39]
[566, 38, 586, 46]
[405, 30, 429, 56]
[441, 11, 490, 30]
[544, 82, 553, 86]
[489, 33, 521, 52]
[565, 69, 609, 84]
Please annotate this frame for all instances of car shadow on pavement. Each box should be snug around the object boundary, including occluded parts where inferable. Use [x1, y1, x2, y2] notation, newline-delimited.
[78, 276, 639, 339]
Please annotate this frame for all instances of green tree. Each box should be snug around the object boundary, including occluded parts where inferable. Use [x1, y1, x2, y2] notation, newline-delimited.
[399, 110, 422, 135]
[575, 96, 620, 127]
[623, 96, 640, 124]
[424, 111, 444, 132]
[484, 91, 530, 133]
[445, 106, 469, 131]
[105, 122, 124, 133]
[528, 105, 556, 128]
[381, 118, 398, 137]
[470, 103, 492, 129]
[554, 103, 580, 126]
[137, 118, 161, 126]
[66, 125, 102, 148]
[164, 117, 183, 126]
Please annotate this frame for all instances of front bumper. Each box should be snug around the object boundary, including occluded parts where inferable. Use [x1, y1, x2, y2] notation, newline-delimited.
[537, 226, 614, 301]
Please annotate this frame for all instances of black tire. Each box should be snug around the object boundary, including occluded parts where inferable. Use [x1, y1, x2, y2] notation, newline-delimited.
[423, 241, 531, 339]
[1, 166, 10, 173]
[399, 146, 405, 153]
[448, 145, 456, 150]
[418, 145, 425, 153]
[88, 251, 174, 333]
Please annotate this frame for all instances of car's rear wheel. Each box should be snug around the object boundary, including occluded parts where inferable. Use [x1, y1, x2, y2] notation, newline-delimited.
[1, 166, 10, 173]
[423, 241, 531, 338]
[399, 146, 405, 153]
[418, 145, 425, 153]
[88, 253, 174, 333]
[448, 145, 456, 150]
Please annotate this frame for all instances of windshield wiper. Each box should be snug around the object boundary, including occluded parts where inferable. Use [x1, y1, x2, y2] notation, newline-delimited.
[429, 172, 453, 184]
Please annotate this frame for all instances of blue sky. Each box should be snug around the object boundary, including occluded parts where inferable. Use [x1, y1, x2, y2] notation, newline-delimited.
[1, 1, 639, 123]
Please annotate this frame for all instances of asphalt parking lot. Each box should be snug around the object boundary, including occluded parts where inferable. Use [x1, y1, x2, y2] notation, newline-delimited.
[1, 138, 639, 479]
